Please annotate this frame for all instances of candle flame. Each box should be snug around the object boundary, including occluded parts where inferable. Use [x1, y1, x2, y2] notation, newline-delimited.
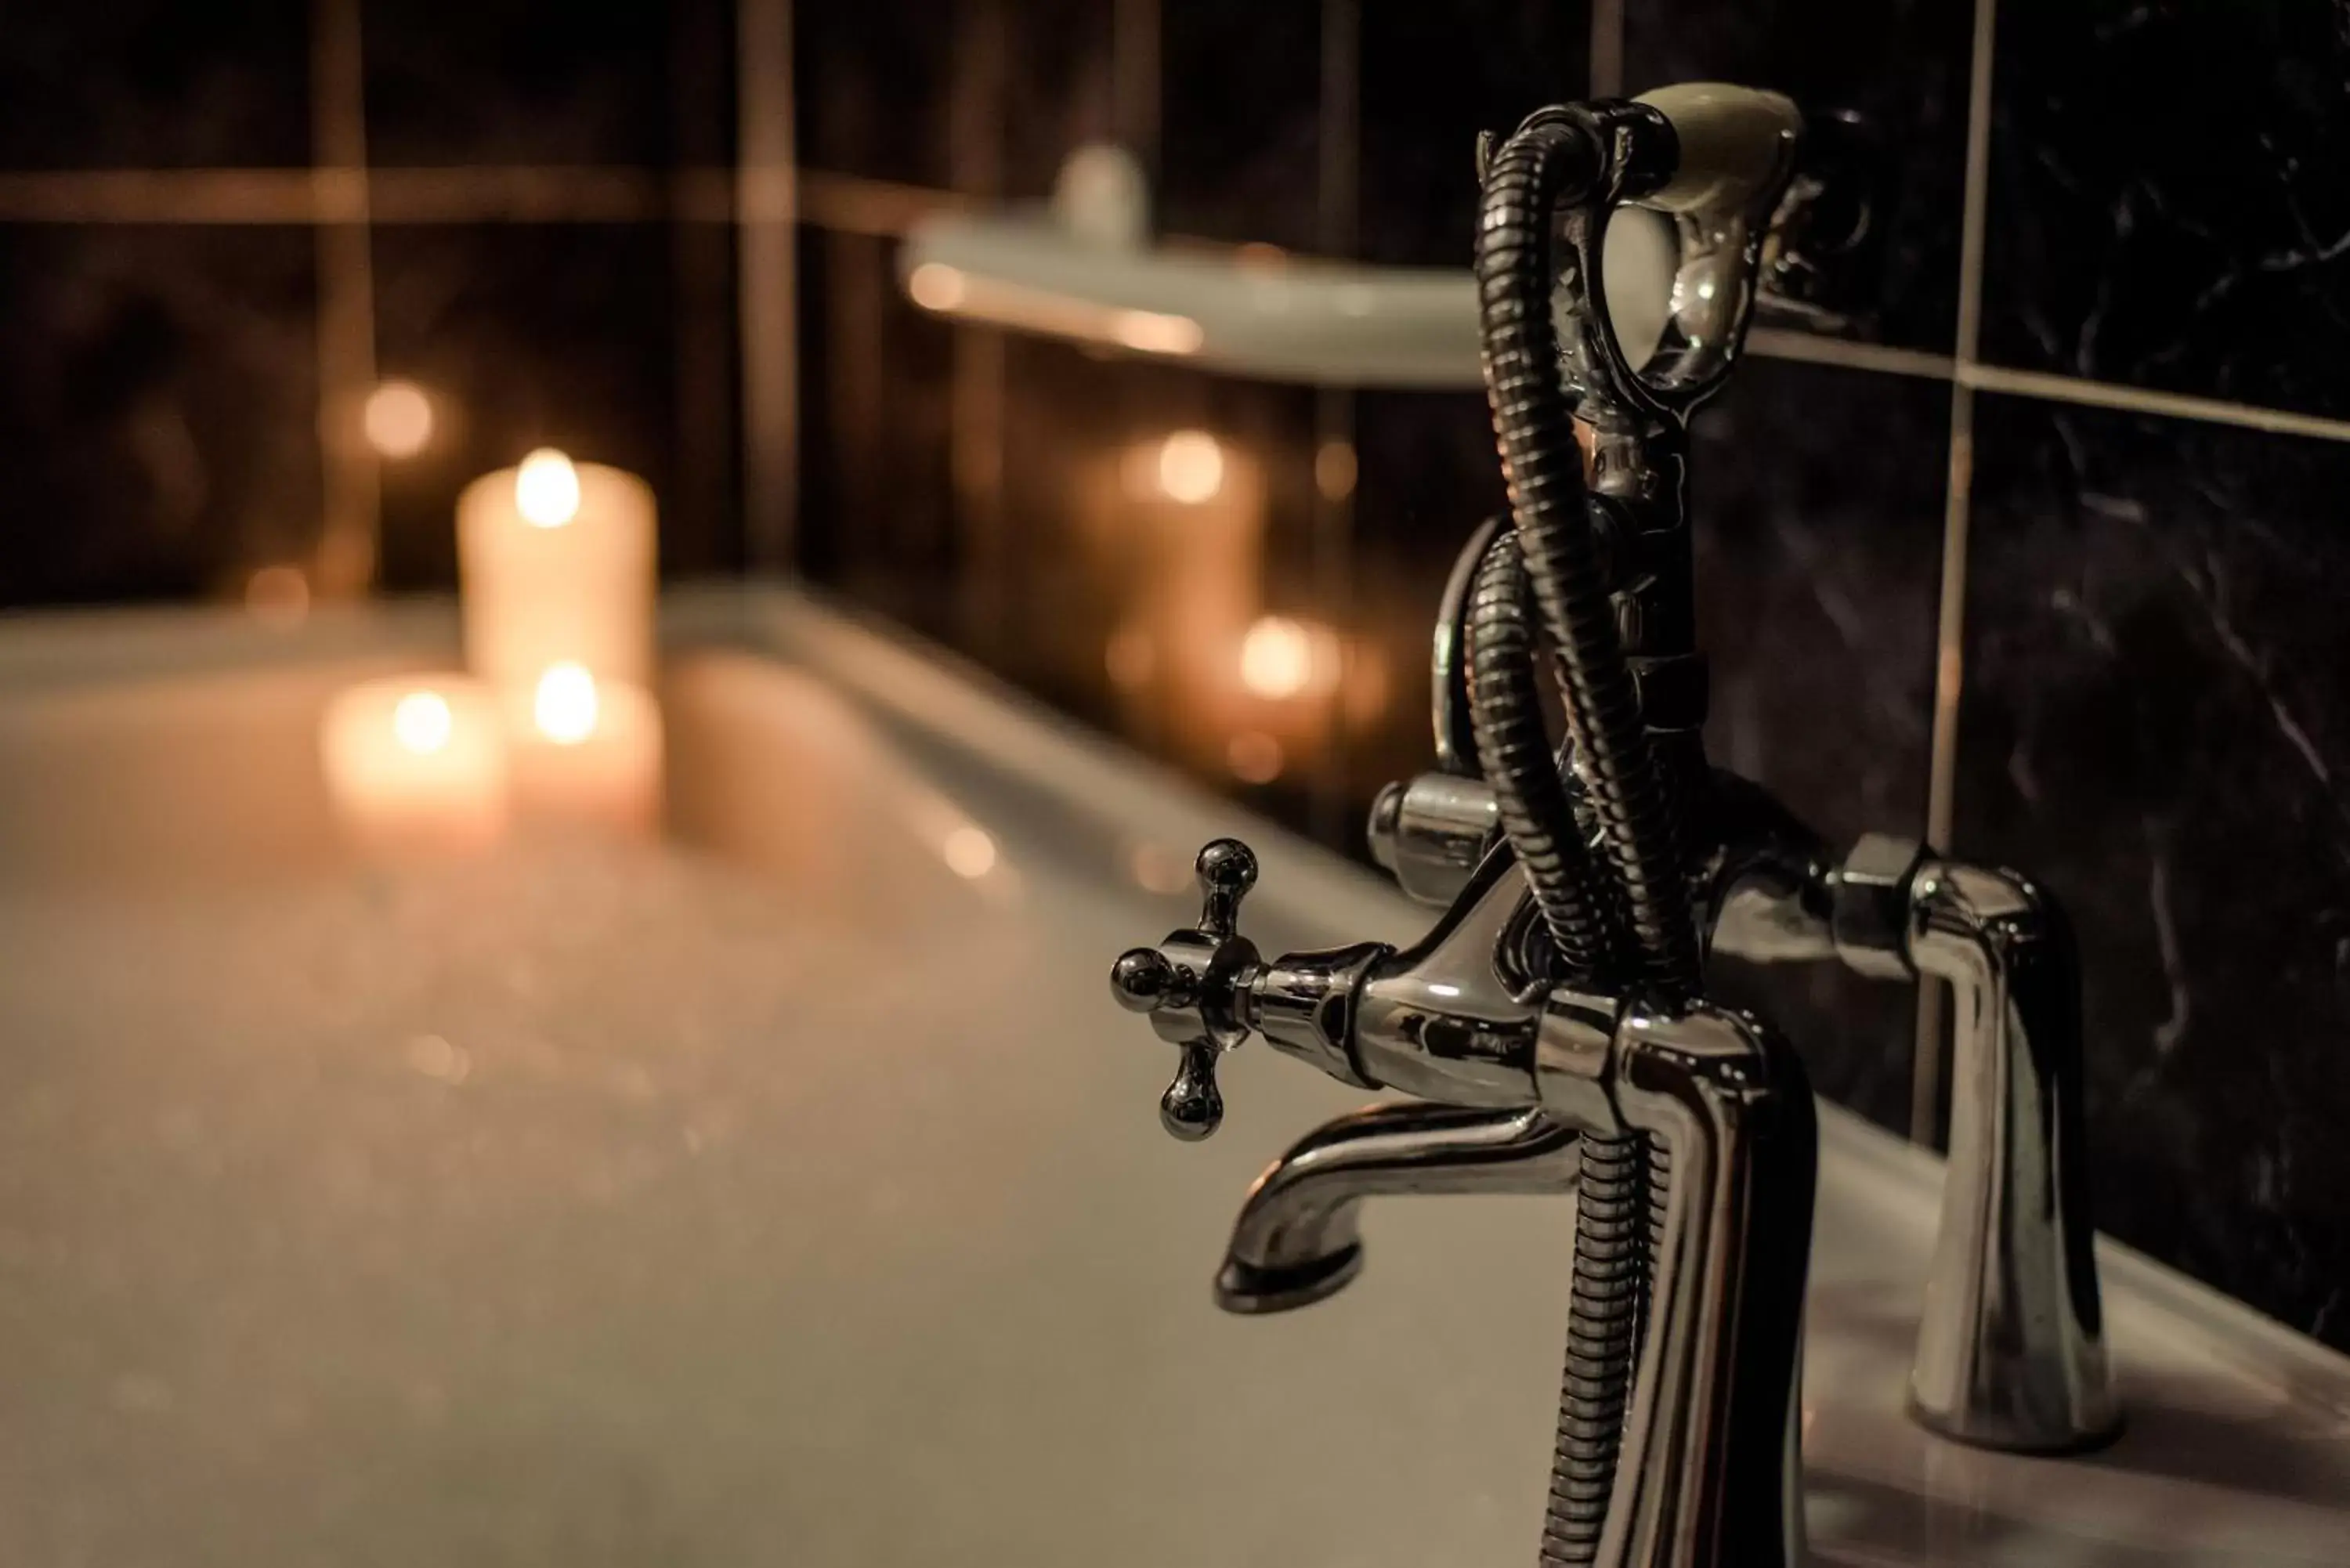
[533, 663, 601, 745]
[515, 448, 582, 528]
[392, 691, 455, 756]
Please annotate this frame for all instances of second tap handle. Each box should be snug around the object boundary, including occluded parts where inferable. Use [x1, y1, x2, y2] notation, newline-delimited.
[1108, 839, 1265, 1141]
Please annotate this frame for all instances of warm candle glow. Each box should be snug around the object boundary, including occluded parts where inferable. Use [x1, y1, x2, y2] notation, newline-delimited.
[458, 456, 657, 692]
[320, 676, 508, 854]
[364, 380, 435, 458]
[508, 674, 663, 833]
[1155, 431, 1224, 504]
[942, 826, 998, 880]
[244, 564, 310, 627]
[515, 448, 583, 528]
[392, 690, 455, 754]
[1314, 439, 1358, 500]
[1227, 730, 1285, 784]
[907, 262, 968, 311]
[1109, 309, 1205, 356]
[533, 663, 601, 745]
[1238, 616, 1315, 699]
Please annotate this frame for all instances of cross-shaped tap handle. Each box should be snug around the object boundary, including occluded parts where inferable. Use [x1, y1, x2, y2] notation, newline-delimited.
[1109, 839, 1262, 1140]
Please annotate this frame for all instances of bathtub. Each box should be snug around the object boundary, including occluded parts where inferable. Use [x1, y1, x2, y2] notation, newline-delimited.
[0, 586, 2341, 1564]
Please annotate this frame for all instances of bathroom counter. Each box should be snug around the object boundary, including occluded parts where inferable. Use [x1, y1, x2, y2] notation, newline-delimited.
[0, 588, 2343, 1566]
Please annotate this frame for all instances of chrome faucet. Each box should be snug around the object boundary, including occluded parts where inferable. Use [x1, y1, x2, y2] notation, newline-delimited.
[1112, 840, 1817, 1566]
[1107, 83, 2110, 1568]
[1373, 773, 2117, 1454]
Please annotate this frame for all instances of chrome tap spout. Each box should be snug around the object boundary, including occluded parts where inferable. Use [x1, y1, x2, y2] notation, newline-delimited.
[1215, 1103, 1580, 1315]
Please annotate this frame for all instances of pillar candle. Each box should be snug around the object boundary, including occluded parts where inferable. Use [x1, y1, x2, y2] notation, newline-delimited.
[457, 449, 656, 691]
[506, 663, 664, 834]
[320, 675, 508, 854]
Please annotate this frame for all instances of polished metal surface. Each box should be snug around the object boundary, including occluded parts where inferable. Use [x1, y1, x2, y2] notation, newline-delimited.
[1216, 1102, 1578, 1314]
[1104, 78, 2124, 1568]
[1111, 835, 1820, 1566]
[1111, 838, 1267, 1140]
[1596, 1002, 1814, 1568]
[1906, 859, 2118, 1452]
[1366, 770, 1500, 908]
[1714, 830, 2118, 1454]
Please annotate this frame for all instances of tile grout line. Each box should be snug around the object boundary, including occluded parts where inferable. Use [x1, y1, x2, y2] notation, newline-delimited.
[1744, 329, 1953, 381]
[309, 0, 378, 598]
[17, 164, 2350, 447]
[946, 0, 1012, 661]
[1310, 0, 1364, 848]
[1959, 361, 2350, 443]
[737, 0, 799, 577]
[1911, 0, 2002, 1146]
[1589, 0, 1625, 98]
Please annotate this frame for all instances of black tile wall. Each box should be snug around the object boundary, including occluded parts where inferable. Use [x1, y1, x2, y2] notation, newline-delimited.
[796, 225, 956, 635]
[363, 0, 722, 168]
[1347, 388, 1506, 796]
[1983, 2, 2350, 415]
[0, 226, 321, 606]
[1358, 1, 1590, 265]
[370, 224, 701, 589]
[794, 0, 958, 190]
[1623, 0, 1971, 350]
[1000, 0, 1119, 201]
[1688, 359, 1943, 1128]
[0, 2, 313, 170]
[1955, 398, 2350, 1343]
[1159, 0, 1324, 247]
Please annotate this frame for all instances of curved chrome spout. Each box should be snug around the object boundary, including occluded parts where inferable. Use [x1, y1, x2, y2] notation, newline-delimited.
[1907, 862, 2118, 1451]
[1216, 1103, 1579, 1314]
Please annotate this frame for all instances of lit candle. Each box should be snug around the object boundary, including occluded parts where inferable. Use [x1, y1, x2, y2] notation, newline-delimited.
[320, 676, 508, 854]
[457, 448, 657, 691]
[506, 663, 664, 833]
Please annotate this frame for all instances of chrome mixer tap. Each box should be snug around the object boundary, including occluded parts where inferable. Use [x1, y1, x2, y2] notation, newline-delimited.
[1108, 81, 2110, 1568]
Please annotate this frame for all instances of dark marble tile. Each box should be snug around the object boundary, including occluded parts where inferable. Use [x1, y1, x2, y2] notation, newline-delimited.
[0, 226, 320, 606]
[1688, 359, 1944, 1128]
[1347, 388, 1506, 800]
[370, 224, 720, 590]
[796, 226, 956, 634]
[0, 2, 311, 169]
[794, 0, 957, 189]
[1955, 396, 2350, 1349]
[1351, 359, 1943, 1128]
[1983, 2, 2350, 417]
[365, 0, 726, 168]
[1623, 0, 1970, 351]
[1358, 1, 1590, 266]
[1159, 0, 1324, 249]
